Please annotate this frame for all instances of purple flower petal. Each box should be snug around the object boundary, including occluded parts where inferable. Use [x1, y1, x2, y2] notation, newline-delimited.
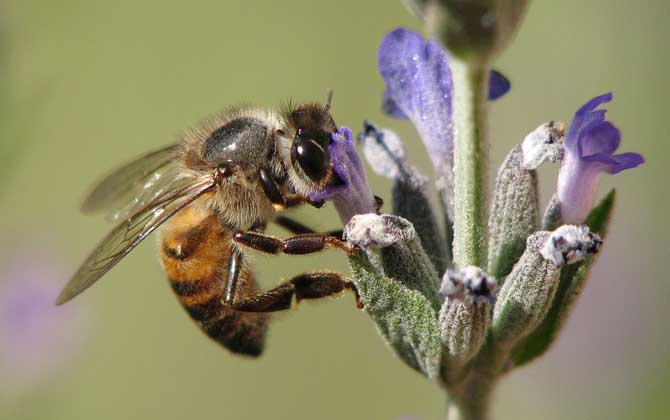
[378, 28, 454, 167]
[582, 152, 645, 174]
[578, 120, 620, 157]
[557, 93, 644, 224]
[310, 127, 377, 224]
[378, 28, 511, 211]
[605, 152, 645, 173]
[566, 92, 612, 152]
[382, 91, 409, 119]
[488, 70, 511, 101]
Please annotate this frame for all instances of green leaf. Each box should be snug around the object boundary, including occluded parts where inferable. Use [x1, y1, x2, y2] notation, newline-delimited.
[348, 253, 442, 380]
[487, 145, 540, 279]
[511, 190, 616, 366]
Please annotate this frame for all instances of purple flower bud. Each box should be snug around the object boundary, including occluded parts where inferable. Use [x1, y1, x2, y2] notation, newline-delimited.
[310, 127, 377, 224]
[0, 240, 88, 397]
[557, 93, 644, 224]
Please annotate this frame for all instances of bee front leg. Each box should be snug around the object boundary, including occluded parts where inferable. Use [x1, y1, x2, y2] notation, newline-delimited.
[258, 168, 323, 210]
[230, 271, 362, 312]
[274, 216, 344, 238]
[233, 231, 356, 256]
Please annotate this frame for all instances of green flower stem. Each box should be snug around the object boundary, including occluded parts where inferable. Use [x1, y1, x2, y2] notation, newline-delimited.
[444, 335, 509, 420]
[445, 369, 496, 420]
[451, 58, 490, 268]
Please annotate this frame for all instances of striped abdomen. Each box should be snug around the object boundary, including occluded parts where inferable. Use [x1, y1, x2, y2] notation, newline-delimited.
[159, 206, 268, 356]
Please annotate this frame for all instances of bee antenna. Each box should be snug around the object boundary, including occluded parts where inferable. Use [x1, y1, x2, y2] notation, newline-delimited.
[324, 89, 334, 113]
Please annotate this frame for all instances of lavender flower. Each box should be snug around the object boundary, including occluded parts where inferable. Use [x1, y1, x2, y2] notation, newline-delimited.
[379, 28, 455, 175]
[378, 28, 510, 214]
[310, 127, 377, 224]
[557, 93, 644, 224]
[293, 12, 636, 420]
[0, 241, 88, 397]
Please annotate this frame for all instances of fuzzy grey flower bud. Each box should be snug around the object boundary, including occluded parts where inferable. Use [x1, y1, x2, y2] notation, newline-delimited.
[439, 301, 489, 368]
[347, 252, 441, 379]
[345, 213, 441, 310]
[491, 232, 560, 349]
[438, 266, 495, 368]
[512, 191, 615, 367]
[345, 213, 416, 248]
[521, 121, 565, 170]
[488, 144, 539, 279]
[540, 225, 602, 267]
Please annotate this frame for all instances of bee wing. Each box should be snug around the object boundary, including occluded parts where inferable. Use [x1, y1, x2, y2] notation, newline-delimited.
[80, 144, 180, 220]
[57, 175, 215, 305]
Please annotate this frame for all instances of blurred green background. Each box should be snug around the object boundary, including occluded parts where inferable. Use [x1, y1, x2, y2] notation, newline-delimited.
[0, 0, 668, 419]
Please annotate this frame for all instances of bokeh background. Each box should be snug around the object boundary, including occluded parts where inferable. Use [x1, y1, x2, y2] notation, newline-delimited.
[0, 1, 668, 419]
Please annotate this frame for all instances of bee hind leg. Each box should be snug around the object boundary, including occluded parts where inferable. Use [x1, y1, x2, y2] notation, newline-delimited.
[230, 271, 362, 312]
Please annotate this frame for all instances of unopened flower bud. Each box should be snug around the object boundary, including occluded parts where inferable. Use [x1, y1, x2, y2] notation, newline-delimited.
[345, 213, 416, 249]
[345, 214, 440, 309]
[439, 266, 495, 368]
[492, 232, 560, 349]
[424, 0, 530, 63]
[488, 144, 539, 279]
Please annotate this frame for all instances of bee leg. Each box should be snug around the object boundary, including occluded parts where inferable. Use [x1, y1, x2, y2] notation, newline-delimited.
[234, 231, 356, 256]
[274, 216, 343, 238]
[258, 168, 323, 210]
[230, 271, 363, 312]
[222, 248, 243, 304]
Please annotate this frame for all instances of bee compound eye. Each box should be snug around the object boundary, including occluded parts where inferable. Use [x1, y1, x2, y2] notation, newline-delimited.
[291, 139, 329, 182]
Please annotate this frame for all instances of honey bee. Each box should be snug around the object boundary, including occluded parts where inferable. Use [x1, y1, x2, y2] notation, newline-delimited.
[57, 99, 364, 356]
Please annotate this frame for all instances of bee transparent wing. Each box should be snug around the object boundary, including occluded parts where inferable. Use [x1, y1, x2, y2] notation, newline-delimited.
[80, 144, 180, 220]
[57, 175, 215, 305]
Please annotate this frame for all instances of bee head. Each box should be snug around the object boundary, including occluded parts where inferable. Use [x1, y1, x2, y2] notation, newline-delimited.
[284, 102, 339, 189]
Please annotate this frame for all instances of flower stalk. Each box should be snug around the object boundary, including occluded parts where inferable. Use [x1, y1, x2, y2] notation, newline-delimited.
[451, 58, 490, 268]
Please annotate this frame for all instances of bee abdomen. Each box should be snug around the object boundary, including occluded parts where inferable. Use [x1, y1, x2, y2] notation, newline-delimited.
[159, 207, 268, 356]
[174, 291, 267, 356]
[170, 279, 209, 296]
